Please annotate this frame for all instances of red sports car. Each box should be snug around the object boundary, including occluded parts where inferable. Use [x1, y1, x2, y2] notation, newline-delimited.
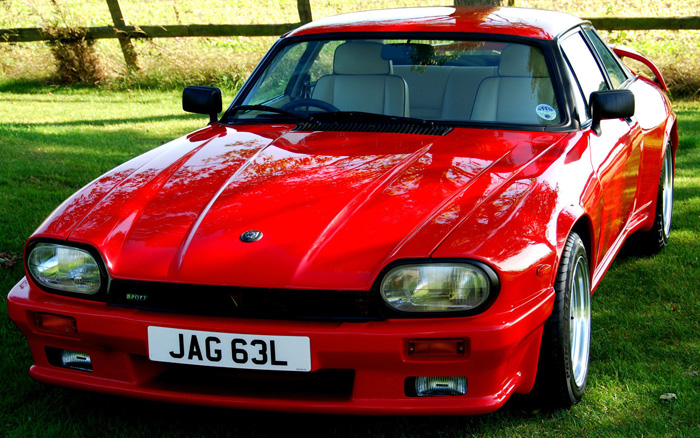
[7, 7, 675, 414]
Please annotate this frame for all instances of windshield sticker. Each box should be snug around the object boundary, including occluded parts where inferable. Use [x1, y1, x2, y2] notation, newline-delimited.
[536, 104, 557, 121]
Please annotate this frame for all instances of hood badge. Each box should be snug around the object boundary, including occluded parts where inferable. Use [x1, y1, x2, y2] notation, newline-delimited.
[240, 230, 263, 243]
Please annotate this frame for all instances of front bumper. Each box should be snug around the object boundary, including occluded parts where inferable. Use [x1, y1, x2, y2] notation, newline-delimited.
[7, 277, 553, 415]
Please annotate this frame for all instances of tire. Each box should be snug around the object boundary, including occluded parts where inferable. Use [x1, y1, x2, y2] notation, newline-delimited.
[634, 147, 673, 254]
[534, 232, 591, 408]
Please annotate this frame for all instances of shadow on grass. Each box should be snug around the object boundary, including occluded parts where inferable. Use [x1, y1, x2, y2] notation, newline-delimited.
[17, 379, 693, 438]
[0, 78, 58, 94]
[0, 112, 203, 128]
[4, 385, 546, 438]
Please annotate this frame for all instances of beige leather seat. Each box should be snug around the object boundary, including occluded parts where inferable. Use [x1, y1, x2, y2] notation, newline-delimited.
[312, 42, 410, 117]
[471, 44, 558, 125]
[393, 65, 497, 121]
[441, 66, 498, 121]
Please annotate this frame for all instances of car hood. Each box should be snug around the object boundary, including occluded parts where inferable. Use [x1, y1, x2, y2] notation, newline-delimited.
[42, 124, 568, 290]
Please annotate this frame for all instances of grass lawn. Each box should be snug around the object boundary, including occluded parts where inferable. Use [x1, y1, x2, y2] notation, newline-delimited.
[1, 86, 699, 437]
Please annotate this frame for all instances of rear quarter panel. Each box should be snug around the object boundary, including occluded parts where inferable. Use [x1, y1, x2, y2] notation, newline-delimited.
[628, 76, 677, 228]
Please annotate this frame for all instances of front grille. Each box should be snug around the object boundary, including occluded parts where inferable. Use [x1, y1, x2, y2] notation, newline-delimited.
[107, 280, 382, 321]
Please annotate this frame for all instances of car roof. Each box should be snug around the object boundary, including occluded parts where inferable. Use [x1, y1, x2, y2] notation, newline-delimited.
[286, 6, 586, 40]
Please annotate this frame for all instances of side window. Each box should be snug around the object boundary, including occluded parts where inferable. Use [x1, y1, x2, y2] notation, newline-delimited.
[584, 28, 629, 89]
[560, 32, 609, 120]
[561, 33, 608, 100]
[563, 61, 588, 124]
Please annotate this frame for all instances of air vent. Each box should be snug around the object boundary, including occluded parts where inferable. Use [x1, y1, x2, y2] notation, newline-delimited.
[293, 121, 453, 136]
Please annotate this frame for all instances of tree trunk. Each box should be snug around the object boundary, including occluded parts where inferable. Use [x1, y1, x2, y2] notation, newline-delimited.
[454, 0, 515, 6]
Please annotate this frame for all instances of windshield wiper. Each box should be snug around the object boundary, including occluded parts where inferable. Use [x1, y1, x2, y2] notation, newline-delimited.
[225, 104, 313, 122]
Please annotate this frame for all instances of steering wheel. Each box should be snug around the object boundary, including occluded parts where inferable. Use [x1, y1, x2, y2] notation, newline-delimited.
[281, 99, 339, 113]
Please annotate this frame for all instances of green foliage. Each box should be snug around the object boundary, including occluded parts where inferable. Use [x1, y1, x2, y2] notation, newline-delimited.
[44, 26, 107, 85]
[24, 0, 108, 85]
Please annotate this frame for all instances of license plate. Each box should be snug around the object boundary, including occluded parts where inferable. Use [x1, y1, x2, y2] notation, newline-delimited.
[148, 326, 311, 372]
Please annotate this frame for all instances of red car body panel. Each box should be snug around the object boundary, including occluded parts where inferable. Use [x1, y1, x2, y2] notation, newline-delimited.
[287, 6, 583, 40]
[7, 6, 676, 414]
[8, 276, 551, 414]
[35, 126, 573, 291]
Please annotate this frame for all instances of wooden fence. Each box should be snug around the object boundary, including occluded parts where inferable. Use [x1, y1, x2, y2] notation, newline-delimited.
[1, 0, 699, 71]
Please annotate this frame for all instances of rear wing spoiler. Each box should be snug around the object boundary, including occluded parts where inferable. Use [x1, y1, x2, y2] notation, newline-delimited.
[612, 45, 668, 92]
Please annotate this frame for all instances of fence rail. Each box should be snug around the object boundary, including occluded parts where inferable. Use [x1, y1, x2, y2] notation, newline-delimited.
[0, 24, 302, 43]
[2, 16, 700, 44]
[1, 0, 699, 73]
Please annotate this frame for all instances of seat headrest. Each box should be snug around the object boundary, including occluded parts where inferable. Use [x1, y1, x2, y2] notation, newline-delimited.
[334, 42, 392, 75]
[498, 44, 549, 78]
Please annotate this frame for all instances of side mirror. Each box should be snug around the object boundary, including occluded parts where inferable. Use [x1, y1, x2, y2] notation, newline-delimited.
[590, 89, 635, 136]
[183, 86, 222, 124]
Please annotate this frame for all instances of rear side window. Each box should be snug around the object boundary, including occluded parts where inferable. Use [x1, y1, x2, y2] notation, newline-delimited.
[584, 28, 629, 89]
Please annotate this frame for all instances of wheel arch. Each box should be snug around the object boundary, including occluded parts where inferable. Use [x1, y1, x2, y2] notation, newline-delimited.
[533, 219, 593, 407]
[556, 207, 595, 279]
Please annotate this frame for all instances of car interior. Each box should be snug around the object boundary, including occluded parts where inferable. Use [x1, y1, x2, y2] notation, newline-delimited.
[309, 40, 559, 125]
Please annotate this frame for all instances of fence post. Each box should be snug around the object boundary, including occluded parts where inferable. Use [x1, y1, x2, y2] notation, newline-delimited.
[297, 0, 313, 23]
[105, 0, 140, 71]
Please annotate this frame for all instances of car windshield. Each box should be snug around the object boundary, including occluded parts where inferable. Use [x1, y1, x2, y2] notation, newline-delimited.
[231, 38, 561, 126]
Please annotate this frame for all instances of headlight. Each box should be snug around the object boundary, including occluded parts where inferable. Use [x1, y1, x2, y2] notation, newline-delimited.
[380, 263, 495, 313]
[27, 243, 102, 295]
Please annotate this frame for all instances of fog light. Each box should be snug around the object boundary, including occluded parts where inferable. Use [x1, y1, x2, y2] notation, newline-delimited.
[34, 312, 78, 335]
[415, 376, 466, 396]
[46, 347, 92, 372]
[62, 350, 92, 371]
